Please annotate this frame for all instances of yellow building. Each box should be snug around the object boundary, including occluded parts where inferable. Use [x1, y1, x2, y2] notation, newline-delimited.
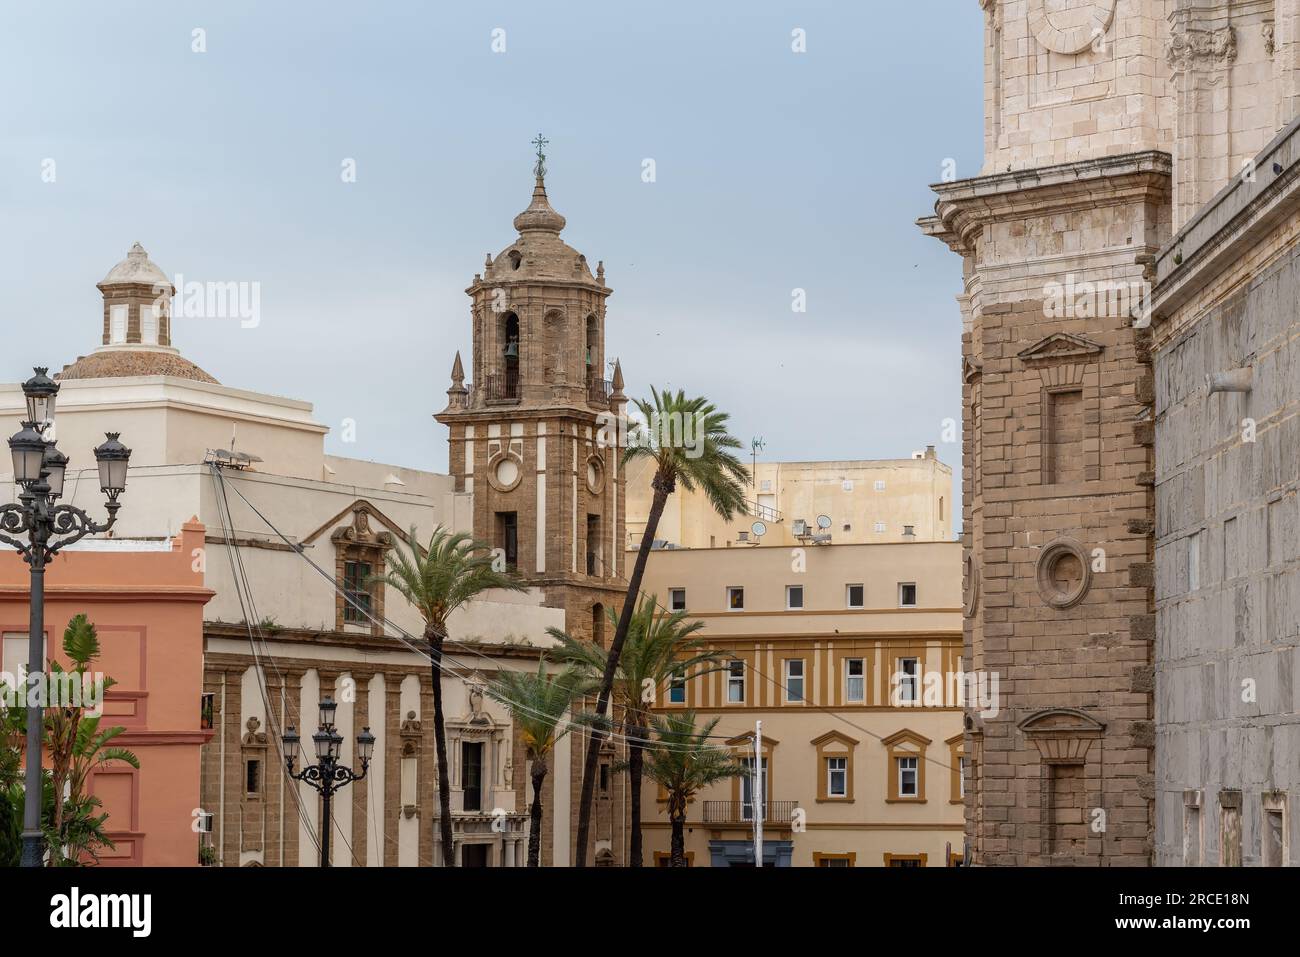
[627, 449, 953, 550]
[635, 540, 964, 867]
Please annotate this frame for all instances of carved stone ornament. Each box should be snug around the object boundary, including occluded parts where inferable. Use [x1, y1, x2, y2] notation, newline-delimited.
[1166, 27, 1237, 70]
[1028, 0, 1116, 55]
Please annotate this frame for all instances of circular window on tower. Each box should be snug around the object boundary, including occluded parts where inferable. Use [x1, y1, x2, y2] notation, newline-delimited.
[586, 457, 604, 495]
[1035, 538, 1092, 609]
[488, 453, 523, 492]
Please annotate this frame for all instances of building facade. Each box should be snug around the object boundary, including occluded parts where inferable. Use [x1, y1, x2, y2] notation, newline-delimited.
[0, 523, 213, 866]
[922, 1, 1300, 865]
[628, 447, 953, 550]
[635, 541, 964, 866]
[2, 241, 576, 867]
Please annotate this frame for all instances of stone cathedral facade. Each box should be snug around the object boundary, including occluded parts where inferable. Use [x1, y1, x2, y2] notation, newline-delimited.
[922, 0, 1300, 866]
[436, 163, 632, 866]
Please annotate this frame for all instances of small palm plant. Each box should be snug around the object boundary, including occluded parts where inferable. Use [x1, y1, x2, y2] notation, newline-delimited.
[575, 387, 749, 863]
[549, 596, 727, 866]
[43, 614, 138, 866]
[484, 662, 584, 867]
[374, 527, 527, 866]
[636, 711, 747, 868]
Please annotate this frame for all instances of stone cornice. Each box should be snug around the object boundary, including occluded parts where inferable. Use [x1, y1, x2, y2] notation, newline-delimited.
[919, 152, 1172, 255]
[1153, 113, 1300, 321]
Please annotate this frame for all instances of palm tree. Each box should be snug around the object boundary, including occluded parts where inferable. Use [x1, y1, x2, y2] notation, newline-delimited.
[636, 711, 747, 867]
[575, 387, 749, 864]
[375, 527, 527, 866]
[484, 662, 583, 866]
[549, 596, 726, 865]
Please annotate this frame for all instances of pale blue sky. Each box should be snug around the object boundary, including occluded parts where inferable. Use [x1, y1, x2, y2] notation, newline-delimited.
[1, 1, 983, 497]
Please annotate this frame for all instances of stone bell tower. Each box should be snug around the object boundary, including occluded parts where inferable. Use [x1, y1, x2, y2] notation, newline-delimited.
[435, 139, 629, 643]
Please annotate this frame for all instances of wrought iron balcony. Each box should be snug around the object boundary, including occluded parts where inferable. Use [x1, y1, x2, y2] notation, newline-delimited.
[702, 800, 796, 825]
[483, 370, 520, 402]
[587, 376, 613, 406]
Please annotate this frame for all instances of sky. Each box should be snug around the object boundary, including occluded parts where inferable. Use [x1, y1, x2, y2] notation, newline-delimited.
[0, 1, 984, 505]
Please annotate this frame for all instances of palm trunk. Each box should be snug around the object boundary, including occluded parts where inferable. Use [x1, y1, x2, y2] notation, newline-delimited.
[628, 723, 645, 867]
[428, 626, 456, 867]
[528, 759, 547, 867]
[670, 810, 686, 867]
[575, 470, 673, 865]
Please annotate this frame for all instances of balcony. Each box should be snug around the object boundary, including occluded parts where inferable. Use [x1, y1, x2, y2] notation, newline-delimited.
[587, 376, 613, 407]
[702, 801, 797, 825]
[483, 370, 520, 403]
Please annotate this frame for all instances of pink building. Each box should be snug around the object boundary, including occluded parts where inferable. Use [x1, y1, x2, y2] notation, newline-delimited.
[0, 519, 213, 866]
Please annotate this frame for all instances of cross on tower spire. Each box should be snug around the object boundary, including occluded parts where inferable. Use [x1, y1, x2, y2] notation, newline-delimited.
[531, 132, 549, 179]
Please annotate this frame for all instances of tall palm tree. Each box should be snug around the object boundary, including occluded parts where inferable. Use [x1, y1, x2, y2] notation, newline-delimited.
[575, 387, 749, 864]
[635, 711, 747, 867]
[484, 662, 583, 867]
[549, 596, 726, 865]
[375, 527, 527, 866]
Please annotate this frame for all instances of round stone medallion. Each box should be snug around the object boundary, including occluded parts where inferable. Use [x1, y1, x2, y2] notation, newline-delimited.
[1035, 538, 1092, 609]
[1028, 0, 1116, 55]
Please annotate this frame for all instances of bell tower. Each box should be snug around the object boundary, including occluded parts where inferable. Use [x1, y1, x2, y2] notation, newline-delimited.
[436, 139, 628, 645]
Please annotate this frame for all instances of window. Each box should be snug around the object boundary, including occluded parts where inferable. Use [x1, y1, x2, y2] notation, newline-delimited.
[883, 729, 929, 802]
[814, 852, 855, 867]
[245, 758, 261, 796]
[343, 559, 373, 623]
[495, 511, 518, 570]
[669, 588, 686, 611]
[846, 583, 864, 608]
[874, 480, 886, 491]
[813, 730, 858, 801]
[959, 756, 968, 798]
[586, 514, 601, 576]
[1, 632, 43, 684]
[740, 757, 767, 820]
[899, 582, 917, 607]
[727, 660, 745, 703]
[600, 764, 609, 794]
[947, 733, 966, 803]
[727, 586, 744, 610]
[784, 659, 804, 703]
[140, 303, 159, 344]
[874, 522, 886, 533]
[884, 853, 927, 867]
[897, 757, 918, 797]
[462, 742, 484, 812]
[896, 657, 919, 704]
[827, 757, 847, 797]
[903, 524, 915, 536]
[939, 497, 944, 521]
[786, 585, 804, 610]
[200, 692, 215, 731]
[845, 659, 865, 703]
[668, 669, 686, 704]
[109, 303, 128, 344]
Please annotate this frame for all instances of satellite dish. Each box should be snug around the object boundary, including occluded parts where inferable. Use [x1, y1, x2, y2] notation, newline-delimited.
[751, 521, 767, 538]
[816, 514, 832, 530]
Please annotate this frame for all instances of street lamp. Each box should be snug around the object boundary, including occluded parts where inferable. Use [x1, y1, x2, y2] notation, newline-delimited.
[2, 367, 130, 867]
[282, 697, 373, 868]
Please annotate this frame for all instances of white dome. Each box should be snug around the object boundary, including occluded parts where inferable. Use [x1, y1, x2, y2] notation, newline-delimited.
[100, 242, 170, 287]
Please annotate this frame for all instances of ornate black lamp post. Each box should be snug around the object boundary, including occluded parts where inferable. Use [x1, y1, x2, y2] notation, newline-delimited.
[282, 697, 375, 867]
[3, 367, 131, 867]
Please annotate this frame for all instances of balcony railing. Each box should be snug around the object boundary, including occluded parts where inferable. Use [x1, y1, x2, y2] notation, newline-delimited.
[702, 800, 797, 825]
[745, 499, 782, 523]
[587, 376, 613, 406]
[483, 370, 520, 402]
